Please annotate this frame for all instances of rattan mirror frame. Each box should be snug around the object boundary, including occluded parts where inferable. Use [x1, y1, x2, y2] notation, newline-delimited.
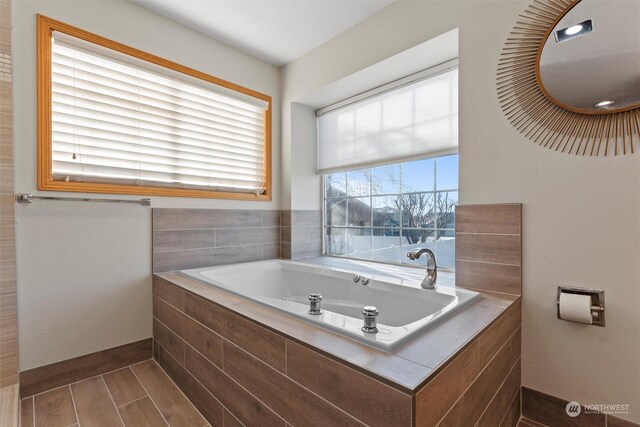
[497, 0, 640, 156]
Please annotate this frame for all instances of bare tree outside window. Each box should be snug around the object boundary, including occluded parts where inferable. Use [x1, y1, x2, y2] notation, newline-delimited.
[323, 155, 459, 269]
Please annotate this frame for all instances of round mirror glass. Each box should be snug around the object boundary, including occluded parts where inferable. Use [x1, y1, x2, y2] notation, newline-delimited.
[538, 0, 640, 113]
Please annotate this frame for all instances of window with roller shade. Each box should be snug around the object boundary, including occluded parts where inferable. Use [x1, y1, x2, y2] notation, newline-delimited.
[37, 16, 272, 200]
[318, 61, 458, 268]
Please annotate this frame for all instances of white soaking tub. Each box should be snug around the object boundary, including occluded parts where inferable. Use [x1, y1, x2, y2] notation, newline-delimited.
[180, 257, 480, 351]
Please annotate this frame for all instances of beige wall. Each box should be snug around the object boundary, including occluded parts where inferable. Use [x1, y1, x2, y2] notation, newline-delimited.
[282, 0, 640, 422]
[13, 0, 281, 370]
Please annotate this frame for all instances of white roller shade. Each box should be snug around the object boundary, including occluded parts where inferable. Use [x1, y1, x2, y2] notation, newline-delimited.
[51, 32, 269, 194]
[317, 66, 458, 173]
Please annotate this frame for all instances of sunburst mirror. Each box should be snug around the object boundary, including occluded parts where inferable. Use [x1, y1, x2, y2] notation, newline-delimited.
[497, 0, 640, 156]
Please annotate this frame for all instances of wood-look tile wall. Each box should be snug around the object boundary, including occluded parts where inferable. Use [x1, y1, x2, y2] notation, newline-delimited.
[415, 301, 522, 426]
[0, 0, 18, 389]
[154, 273, 522, 427]
[280, 210, 322, 260]
[153, 209, 325, 271]
[152, 276, 413, 427]
[410, 203, 523, 426]
[455, 204, 522, 295]
[152, 209, 282, 272]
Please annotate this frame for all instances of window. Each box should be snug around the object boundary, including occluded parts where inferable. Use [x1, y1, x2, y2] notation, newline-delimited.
[37, 15, 272, 200]
[318, 61, 458, 268]
[323, 155, 458, 268]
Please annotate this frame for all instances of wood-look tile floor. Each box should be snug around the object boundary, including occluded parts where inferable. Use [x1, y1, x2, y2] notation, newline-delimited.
[19, 359, 210, 427]
[518, 418, 548, 427]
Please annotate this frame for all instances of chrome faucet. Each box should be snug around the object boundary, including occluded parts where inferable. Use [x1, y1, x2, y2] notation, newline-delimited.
[407, 248, 437, 289]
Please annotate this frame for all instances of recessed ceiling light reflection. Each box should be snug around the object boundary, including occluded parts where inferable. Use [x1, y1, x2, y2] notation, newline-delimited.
[565, 25, 583, 35]
[555, 19, 593, 43]
[595, 100, 614, 107]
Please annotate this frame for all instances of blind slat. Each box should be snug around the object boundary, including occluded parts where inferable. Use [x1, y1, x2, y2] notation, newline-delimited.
[51, 80, 264, 133]
[52, 142, 264, 176]
[317, 67, 458, 173]
[53, 43, 267, 115]
[52, 96, 265, 142]
[52, 131, 263, 164]
[51, 65, 265, 125]
[52, 118, 264, 156]
[50, 32, 268, 193]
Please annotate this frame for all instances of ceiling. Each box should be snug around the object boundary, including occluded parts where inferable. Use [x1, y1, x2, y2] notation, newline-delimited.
[132, 0, 394, 66]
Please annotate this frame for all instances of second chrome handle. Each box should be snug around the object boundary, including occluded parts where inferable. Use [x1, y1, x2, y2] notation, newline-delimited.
[308, 293, 323, 315]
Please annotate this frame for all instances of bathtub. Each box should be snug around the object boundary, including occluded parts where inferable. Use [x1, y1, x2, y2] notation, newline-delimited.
[179, 257, 481, 351]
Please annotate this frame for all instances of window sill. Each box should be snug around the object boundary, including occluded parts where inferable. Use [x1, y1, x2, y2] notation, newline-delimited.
[37, 180, 272, 201]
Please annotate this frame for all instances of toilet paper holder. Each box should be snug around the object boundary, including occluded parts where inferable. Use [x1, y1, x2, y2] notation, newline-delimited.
[556, 287, 605, 326]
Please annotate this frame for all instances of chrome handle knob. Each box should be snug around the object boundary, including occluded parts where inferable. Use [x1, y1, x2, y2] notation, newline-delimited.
[361, 306, 379, 333]
[308, 293, 323, 315]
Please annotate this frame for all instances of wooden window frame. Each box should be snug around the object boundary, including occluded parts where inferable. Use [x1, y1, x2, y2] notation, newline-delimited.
[37, 15, 272, 201]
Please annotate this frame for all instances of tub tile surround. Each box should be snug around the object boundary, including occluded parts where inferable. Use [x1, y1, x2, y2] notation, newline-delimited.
[455, 204, 522, 296]
[152, 272, 520, 426]
[280, 210, 322, 260]
[148, 203, 523, 426]
[152, 208, 322, 272]
[152, 209, 283, 272]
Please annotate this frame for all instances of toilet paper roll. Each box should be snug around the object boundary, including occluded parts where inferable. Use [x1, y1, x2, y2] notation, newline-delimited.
[559, 292, 593, 324]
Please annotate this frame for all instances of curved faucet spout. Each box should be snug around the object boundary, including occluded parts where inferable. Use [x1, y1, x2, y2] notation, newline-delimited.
[406, 248, 437, 289]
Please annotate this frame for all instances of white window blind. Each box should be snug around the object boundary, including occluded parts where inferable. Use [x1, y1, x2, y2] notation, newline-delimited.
[317, 65, 458, 173]
[51, 32, 270, 194]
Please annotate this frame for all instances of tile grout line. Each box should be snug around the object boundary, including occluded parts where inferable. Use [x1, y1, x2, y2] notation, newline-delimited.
[99, 375, 126, 427]
[456, 285, 521, 298]
[67, 385, 81, 427]
[153, 238, 282, 254]
[224, 340, 367, 426]
[169, 340, 284, 425]
[435, 334, 514, 426]
[154, 341, 227, 426]
[115, 394, 148, 409]
[227, 409, 246, 427]
[455, 231, 521, 236]
[128, 364, 171, 427]
[474, 355, 520, 425]
[455, 258, 520, 267]
[149, 354, 209, 427]
[520, 386, 523, 425]
[286, 336, 417, 397]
